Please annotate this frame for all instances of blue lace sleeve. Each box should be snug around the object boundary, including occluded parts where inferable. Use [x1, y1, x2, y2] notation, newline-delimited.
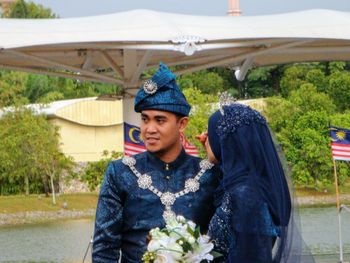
[208, 188, 280, 262]
[92, 162, 123, 263]
[208, 193, 234, 259]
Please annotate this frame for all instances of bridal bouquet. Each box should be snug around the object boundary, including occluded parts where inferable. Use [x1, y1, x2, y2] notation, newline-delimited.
[142, 215, 217, 263]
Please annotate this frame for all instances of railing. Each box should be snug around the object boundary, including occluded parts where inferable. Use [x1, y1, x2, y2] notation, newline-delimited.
[338, 204, 350, 263]
[82, 236, 93, 263]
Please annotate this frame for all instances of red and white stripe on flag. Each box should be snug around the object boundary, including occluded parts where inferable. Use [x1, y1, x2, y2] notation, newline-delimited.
[180, 132, 200, 157]
[331, 143, 350, 161]
[124, 142, 146, 156]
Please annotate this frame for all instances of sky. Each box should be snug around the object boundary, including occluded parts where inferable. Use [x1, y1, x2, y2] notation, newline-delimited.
[30, 0, 350, 18]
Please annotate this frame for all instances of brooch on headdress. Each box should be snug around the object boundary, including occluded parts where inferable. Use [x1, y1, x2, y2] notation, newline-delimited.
[143, 79, 158, 94]
[219, 92, 237, 115]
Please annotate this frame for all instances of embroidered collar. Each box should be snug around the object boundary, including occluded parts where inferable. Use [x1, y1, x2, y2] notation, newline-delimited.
[122, 155, 214, 219]
[146, 148, 188, 171]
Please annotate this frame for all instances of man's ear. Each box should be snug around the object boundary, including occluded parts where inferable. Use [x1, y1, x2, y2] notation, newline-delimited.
[178, 117, 189, 133]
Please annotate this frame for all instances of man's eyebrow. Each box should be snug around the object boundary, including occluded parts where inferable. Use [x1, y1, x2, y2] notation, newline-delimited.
[154, 115, 167, 119]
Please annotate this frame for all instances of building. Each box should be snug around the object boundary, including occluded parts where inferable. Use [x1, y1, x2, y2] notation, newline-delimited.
[1, 97, 125, 163]
[44, 97, 124, 162]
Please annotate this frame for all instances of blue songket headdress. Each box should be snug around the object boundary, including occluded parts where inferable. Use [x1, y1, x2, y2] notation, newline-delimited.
[134, 63, 191, 116]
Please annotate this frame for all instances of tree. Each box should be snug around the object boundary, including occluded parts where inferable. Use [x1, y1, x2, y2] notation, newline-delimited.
[178, 70, 225, 94]
[288, 83, 336, 114]
[2, 0, 57, 18]
[0, 108, 73, 199]
[328, 71, 350, 111]
[182, 87, 218, 157]
[81, 151, 122, 191]
[243, 66, 283, 98]
[0, 70, 28, 107]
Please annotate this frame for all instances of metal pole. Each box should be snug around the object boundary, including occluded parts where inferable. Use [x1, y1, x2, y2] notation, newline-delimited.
[82, 237, 93, 263]
[333, 159, 343, 263]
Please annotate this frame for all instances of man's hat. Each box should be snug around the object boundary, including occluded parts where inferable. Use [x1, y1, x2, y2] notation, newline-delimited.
[134, 63, 191, 116]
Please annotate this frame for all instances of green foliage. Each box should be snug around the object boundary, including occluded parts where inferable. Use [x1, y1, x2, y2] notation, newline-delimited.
[288, 83, 336, 114]
[265, 95, 350, 189]
[305, 69, 328, 93]
[328, 71, 350, 111]
[244, 66, 282, 97]
[280, 64, 309, 97]
[0, 71, 28, 107]
[178, 70, 225, 94]
[0, 108, 74, 195]
[328, 61, 346, 74]
[2, 0, 57, 18]
[263, 97, 300, 132]
[182, 88, 218, 157]
[81, 151, 123, 191]
[23, 74, 120, 103]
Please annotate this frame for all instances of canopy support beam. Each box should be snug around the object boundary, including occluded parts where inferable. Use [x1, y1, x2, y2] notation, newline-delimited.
[0, 64, 119, 84]
[100, 50, 125, 79]
[3, 49, 124, 85]
[174, 40, 313, 77]
[235, 56, 254, 81]
[129, 50, 153, 87]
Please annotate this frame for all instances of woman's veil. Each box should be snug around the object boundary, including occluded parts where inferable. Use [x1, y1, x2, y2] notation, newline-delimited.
[270, 128, 316, 263]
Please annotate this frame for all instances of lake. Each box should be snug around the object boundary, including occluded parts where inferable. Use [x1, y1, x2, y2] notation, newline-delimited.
[0, 206, 349, 262]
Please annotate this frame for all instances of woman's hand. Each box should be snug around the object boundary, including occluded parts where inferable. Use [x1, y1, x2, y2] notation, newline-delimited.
[196, 131, 208, 147]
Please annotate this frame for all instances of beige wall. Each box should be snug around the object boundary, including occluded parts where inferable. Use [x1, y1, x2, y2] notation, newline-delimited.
[56, 100, 123, 126]
[50, 118, 124, 163]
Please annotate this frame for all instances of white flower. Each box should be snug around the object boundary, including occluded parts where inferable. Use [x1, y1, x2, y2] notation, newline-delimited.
[183, 235, 214, 263]
[150, 227, 166, 239]
[143, 216, 215, 263]
[176, 215, 186, 223]
[154, 252, 178, 263]
[187, 236, 196, 244]
[165, 216, 182, 230]
[148, 235, 183, 261]
[187, 220, 196, 231]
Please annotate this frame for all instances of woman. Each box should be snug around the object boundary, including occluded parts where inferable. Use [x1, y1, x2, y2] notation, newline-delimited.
[199, 102, 314, 263]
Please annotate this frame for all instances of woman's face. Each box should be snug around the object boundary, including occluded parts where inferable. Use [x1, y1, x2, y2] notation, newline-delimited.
[204, 135, 219, 164]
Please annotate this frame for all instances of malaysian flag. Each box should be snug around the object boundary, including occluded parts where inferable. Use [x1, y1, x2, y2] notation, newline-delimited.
[124, 122, 146, 156]
[330, 126, 350, 161]
[124, 122, 199, 157]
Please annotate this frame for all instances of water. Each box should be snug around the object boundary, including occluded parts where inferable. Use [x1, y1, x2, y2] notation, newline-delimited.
[0, 207, 349, 262]
[299, 206, 350, 262]
[0, 219, 94, 263]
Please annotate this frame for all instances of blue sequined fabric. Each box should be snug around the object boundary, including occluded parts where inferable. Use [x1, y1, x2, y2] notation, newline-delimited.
[208, 186, 280, 262]
[92, 149, 221, 263]
[216, 103, 267, 138]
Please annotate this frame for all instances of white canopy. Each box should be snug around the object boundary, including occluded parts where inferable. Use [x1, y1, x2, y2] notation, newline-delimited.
[1, 9, 350, 94]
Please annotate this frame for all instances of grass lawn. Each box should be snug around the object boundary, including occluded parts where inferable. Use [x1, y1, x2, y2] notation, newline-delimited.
[1, 181, 350, 214]
[0, 193, 98, 214]
[296, 179, 350, 197]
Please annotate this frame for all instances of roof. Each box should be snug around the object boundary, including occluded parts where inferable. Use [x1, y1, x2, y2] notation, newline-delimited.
[1, 9, 350, 88]
[0, 97, 124, 126]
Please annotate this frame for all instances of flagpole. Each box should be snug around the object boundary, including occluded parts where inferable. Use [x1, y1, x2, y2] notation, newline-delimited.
[333, 158, 344, 263]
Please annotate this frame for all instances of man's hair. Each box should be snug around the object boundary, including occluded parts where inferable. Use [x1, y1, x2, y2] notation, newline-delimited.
[175, 113, 186, 122]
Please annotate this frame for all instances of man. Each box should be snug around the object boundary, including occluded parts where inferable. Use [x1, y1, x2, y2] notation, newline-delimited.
[92, 63, 221, 262]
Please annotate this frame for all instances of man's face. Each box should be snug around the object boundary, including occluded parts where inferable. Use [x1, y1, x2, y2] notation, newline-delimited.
[140, 110, 188, 155]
